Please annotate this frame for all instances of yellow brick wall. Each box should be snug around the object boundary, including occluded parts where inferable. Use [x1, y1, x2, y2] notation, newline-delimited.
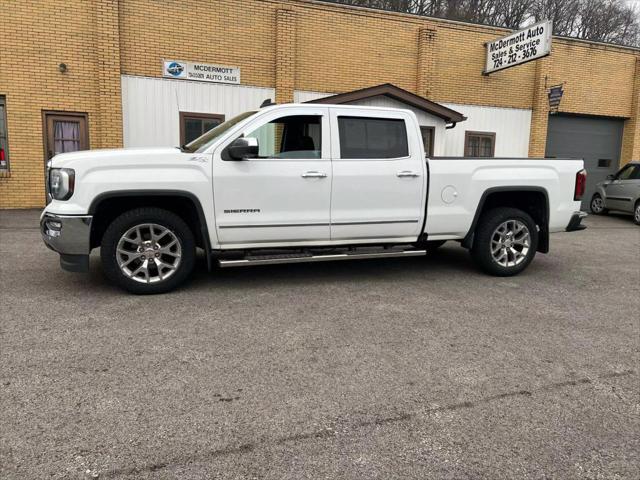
[117, 0, 277, 89]
[0, 0, 123, 209]
[1, 0, 638, 209]
[621, 58, 640, 165]
[276, 9, 297, 103]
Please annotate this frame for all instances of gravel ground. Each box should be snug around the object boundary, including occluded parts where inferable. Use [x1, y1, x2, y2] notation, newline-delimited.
[0, 209, 638, 479]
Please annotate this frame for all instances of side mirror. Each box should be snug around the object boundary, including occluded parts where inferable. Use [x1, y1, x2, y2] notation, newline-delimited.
[606, 174, 615, 180]
[227, 137, 258, 160]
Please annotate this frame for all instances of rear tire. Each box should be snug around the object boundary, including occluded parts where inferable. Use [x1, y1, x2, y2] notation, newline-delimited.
[590, 194, 608, 215]
[100, 208, 196, 294]
[634, 201, 640, 225]
[471, 207, 538, 277]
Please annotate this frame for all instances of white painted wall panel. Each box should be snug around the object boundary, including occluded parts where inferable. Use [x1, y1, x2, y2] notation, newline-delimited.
[122, 75, 274, 147]
[442, 103, 532, 157]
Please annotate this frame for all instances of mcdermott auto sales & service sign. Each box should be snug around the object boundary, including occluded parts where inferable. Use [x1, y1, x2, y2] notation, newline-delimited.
[484, 20, 552, 75]
[163, 59, 240, 85]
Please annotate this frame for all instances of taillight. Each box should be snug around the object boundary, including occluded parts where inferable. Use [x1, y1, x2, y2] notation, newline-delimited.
[0, 148, 5, 168]
[574, 169, 587, 201]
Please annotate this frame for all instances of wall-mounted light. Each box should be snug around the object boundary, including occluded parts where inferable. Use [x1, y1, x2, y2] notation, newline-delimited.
[58, 63, 68, 73]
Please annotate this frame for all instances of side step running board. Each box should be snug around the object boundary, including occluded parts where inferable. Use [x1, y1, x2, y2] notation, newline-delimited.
[218, 249, 426, 268]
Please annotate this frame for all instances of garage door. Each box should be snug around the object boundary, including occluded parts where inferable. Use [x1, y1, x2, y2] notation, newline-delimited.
[545, 115, 623, 209]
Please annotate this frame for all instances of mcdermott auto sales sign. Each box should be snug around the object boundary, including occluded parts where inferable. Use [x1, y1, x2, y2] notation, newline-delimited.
[163, 59, 240, 84]
[484, 20, 552, 74]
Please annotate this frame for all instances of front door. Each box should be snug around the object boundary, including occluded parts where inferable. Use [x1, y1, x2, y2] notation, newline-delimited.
[44, 112, 89, 160]
[212, 106, 331, 246]
[329, 108, 425, 241]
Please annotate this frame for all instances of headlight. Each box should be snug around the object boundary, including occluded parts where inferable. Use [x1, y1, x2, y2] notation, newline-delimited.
[49, 168, 75, 200]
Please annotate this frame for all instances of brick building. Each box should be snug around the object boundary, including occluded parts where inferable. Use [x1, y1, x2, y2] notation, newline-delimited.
[0, 0, 638, 209]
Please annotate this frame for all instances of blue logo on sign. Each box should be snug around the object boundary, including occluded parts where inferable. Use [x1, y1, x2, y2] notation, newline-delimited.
[166, 62, 184, 77]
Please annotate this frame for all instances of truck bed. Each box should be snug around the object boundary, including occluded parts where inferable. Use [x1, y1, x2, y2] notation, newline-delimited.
[424, 157, 584, 239]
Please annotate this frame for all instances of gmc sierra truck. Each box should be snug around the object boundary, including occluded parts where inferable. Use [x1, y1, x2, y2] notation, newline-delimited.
[41, 103, 587, 294]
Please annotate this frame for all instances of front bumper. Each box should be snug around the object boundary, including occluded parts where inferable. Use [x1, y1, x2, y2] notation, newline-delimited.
[566, 211, 588, 232]
[40, 213, 92, 272]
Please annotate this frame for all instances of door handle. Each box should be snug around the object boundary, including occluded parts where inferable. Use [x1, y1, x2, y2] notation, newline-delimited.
[397, 171, 420, 178]
[301, 171, 327, 178]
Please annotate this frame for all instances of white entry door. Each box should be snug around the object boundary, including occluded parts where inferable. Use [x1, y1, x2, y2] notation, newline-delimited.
[329, 108, 426, 241]
[212, 106, 331, 246]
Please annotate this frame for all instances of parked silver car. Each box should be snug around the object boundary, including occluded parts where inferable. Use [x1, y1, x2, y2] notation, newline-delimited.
[590, 161, 640, 225]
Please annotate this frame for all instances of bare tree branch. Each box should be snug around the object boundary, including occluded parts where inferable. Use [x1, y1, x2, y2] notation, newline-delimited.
[324, 0, 640, 46]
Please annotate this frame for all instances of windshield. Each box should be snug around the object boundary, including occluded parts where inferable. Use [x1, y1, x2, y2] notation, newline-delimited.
[182, 110, 257, 153]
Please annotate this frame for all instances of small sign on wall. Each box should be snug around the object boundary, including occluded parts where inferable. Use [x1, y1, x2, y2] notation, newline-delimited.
[484, 20, 552, 75]
[548, 84, 564, 113]
[163, 60, 241, 85]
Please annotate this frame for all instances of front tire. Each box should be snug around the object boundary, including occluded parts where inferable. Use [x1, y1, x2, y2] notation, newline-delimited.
[100, 208, 196, 294]
[590, 194, 608, 215]
[471, 207, 538, 277]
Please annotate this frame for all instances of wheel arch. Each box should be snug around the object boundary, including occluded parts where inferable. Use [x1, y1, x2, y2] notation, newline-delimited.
[88, 190, 212, 270]
[462, 186, 550, 253]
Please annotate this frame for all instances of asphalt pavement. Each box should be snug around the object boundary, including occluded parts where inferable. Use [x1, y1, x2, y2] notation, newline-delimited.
[0, 209, 638, 479]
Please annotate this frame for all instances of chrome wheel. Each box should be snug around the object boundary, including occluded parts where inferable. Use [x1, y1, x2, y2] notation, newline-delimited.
[116, 223, 182, 284]
[635, 204, 640, 223]
[591, 195, 604, 213]
[490, 220, 531, 268]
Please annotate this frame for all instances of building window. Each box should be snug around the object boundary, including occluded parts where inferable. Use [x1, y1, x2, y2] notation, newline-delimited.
[597, 159, 612, 168]
[0, 96, 9, 170]
[465, 131, 495, 157]
[180, 112, 225, 146]
[420, 126, 434, 157]
[338, 116, 408, 159]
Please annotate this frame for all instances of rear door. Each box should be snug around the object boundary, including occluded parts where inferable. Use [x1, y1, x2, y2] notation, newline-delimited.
[329, 108, 426, 241]
[212, 106, 331, 246]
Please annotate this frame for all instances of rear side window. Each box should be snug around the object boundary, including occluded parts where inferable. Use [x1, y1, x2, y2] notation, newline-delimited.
[338, 116, 408, 159]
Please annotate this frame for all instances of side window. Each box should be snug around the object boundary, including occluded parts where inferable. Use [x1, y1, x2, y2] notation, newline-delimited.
[631, 166, 640, 180]
[465, 131, 495, 157]
[338, 116, 408, 159]
[615, 165, 636, 180]
[0, 96, 8, 170]
[244, 115, 321, 159]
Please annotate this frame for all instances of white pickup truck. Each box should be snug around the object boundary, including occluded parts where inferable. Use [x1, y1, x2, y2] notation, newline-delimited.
[41, 103, 587, 294]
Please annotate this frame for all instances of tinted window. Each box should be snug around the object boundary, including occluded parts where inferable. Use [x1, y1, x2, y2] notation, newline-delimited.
[338, 117, 408, 159]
